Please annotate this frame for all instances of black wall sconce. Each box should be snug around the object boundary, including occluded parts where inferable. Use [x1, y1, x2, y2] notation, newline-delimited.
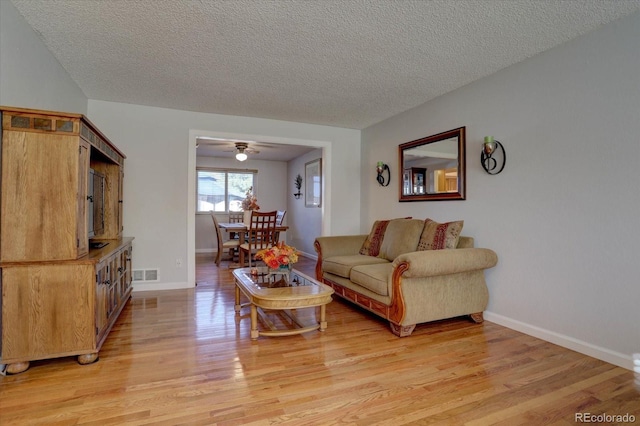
[376, 161, 390, 186]
[481, 136, 506, 175]
[293, 174, 303, 199]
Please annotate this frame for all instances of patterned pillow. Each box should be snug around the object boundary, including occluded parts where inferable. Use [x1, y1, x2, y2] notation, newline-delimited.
[417, 219, 464, 250]
[359, 220, 391, 256]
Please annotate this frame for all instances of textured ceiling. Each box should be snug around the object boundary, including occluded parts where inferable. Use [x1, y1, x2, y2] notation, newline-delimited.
[10, 0, 640, 130]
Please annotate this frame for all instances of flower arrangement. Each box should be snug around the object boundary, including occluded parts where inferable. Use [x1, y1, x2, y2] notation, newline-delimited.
[241, 186, 260, 211]
[256, 242, 299, 269]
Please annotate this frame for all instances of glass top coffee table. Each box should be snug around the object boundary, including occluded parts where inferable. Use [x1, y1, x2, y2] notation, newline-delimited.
[232, 267, 334, 340]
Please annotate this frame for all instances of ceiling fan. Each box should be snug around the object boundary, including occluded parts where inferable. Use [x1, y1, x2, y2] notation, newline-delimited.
[196, 137, 263, 161]
[232, 142, 259, 162]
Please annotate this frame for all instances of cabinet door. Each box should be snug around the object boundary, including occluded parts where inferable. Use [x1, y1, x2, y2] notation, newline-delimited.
[94, 244, 133, 344]
[121, 244, 133, 296]
[107, 254, 118, 316]
[95, 260, 109, 339]
[1, 131, 82, 262]
[95, 254, 119, 341]
[118, 168, 124, 235]
[112, 244, 133, 304]
[1, 264, 95, 362]
[77, 140, 90, 257]
[91, 163, 123, 239]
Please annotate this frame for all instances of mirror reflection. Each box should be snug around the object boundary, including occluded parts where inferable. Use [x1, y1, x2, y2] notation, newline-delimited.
[399, 127, 466, 201]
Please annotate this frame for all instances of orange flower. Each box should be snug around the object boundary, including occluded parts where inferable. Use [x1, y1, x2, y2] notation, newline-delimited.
[266, 258, 280, 269]
[255, 243, 299, 268]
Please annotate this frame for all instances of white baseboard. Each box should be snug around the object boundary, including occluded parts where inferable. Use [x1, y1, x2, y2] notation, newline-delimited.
[196, 248, 215, 254]
[132, 281, 193, 292]
[299, 251, 317, 260]
[484, 311, 633, 371]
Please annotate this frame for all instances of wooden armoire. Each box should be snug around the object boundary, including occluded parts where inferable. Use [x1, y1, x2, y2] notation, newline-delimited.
[0, 107, 133, 374]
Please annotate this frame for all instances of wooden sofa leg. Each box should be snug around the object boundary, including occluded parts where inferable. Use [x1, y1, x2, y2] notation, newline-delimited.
[389, 323, 416, 337]
[469, 312, 484, 323]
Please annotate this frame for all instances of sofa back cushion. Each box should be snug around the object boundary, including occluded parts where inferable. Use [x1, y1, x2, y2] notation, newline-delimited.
[417, 218, 464, 250]
[378, 218, 425, 261]
[457, 236, 474, 248]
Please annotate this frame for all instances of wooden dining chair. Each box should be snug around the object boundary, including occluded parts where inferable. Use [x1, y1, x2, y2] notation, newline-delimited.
[228, 211, 244, 223]
[228, 211, 245, 241]
[274, 210, 286, 244]
[211, 212, 240, 267]
[239, 210, 278, 267]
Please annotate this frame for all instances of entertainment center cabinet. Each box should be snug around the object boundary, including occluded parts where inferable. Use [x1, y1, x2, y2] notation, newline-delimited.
[0, 107, 133, 374]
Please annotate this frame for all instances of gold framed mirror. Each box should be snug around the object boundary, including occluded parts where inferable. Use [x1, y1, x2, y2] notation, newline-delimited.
[399, 126, 466, 201]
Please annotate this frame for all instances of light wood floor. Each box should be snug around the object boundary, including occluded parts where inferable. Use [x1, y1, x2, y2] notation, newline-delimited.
[1, 254, 638, 425]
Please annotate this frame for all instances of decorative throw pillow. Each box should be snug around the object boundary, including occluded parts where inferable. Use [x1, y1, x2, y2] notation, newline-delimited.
[377, 218, 426, 261]
[417, 219, 464, 250]
[359, 220, 390, 256]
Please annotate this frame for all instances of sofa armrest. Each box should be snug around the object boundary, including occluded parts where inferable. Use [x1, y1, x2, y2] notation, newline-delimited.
[392, 248, 498, 278]
[314, 235, 368, 258]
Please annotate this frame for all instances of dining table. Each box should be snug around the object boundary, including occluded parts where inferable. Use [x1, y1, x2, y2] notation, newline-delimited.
[217, 222, 289, 268]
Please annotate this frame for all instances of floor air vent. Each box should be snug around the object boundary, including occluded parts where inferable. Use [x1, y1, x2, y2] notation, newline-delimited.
[132, 269, 159, 282]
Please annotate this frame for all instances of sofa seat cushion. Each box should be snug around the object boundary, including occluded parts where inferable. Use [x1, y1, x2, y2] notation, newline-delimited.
[323, 255, 389, 279]
[350, 263, 394, 296]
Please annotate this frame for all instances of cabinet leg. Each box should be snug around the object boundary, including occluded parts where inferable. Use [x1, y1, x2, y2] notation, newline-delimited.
[5, 361, 30, 374]
[77, 353, 99, 365]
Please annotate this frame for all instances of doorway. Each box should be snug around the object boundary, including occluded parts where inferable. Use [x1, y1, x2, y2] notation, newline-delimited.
[187, 130, 330, 286]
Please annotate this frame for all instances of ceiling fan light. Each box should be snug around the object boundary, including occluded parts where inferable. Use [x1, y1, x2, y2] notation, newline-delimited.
[235, 151, 248, 161]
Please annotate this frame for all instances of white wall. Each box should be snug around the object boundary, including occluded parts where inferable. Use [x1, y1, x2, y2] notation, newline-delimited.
[195, 156, 288, 252]
[0, 1, 87, 113]
[287, 149, 323, 257]
[87, 100, 360, 291]
[361, 11, 640, 369]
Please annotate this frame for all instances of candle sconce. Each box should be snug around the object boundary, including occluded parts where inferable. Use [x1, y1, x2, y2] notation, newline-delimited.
[481, 136, 506, 175]
[293, 174, 303, 199]
[376, 161, 390, 186]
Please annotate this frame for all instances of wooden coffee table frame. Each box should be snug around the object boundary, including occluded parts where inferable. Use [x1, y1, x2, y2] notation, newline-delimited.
[233, 268, 334, 340]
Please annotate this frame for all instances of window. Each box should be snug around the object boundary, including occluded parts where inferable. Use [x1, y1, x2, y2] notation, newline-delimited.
[196, 168, 256, 213]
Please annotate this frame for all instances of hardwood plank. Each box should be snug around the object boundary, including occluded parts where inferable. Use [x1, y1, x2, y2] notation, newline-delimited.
[1, 254, 638, 425]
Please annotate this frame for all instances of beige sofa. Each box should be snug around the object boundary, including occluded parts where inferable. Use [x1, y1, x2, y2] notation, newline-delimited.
[314, 218, 498, 336]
